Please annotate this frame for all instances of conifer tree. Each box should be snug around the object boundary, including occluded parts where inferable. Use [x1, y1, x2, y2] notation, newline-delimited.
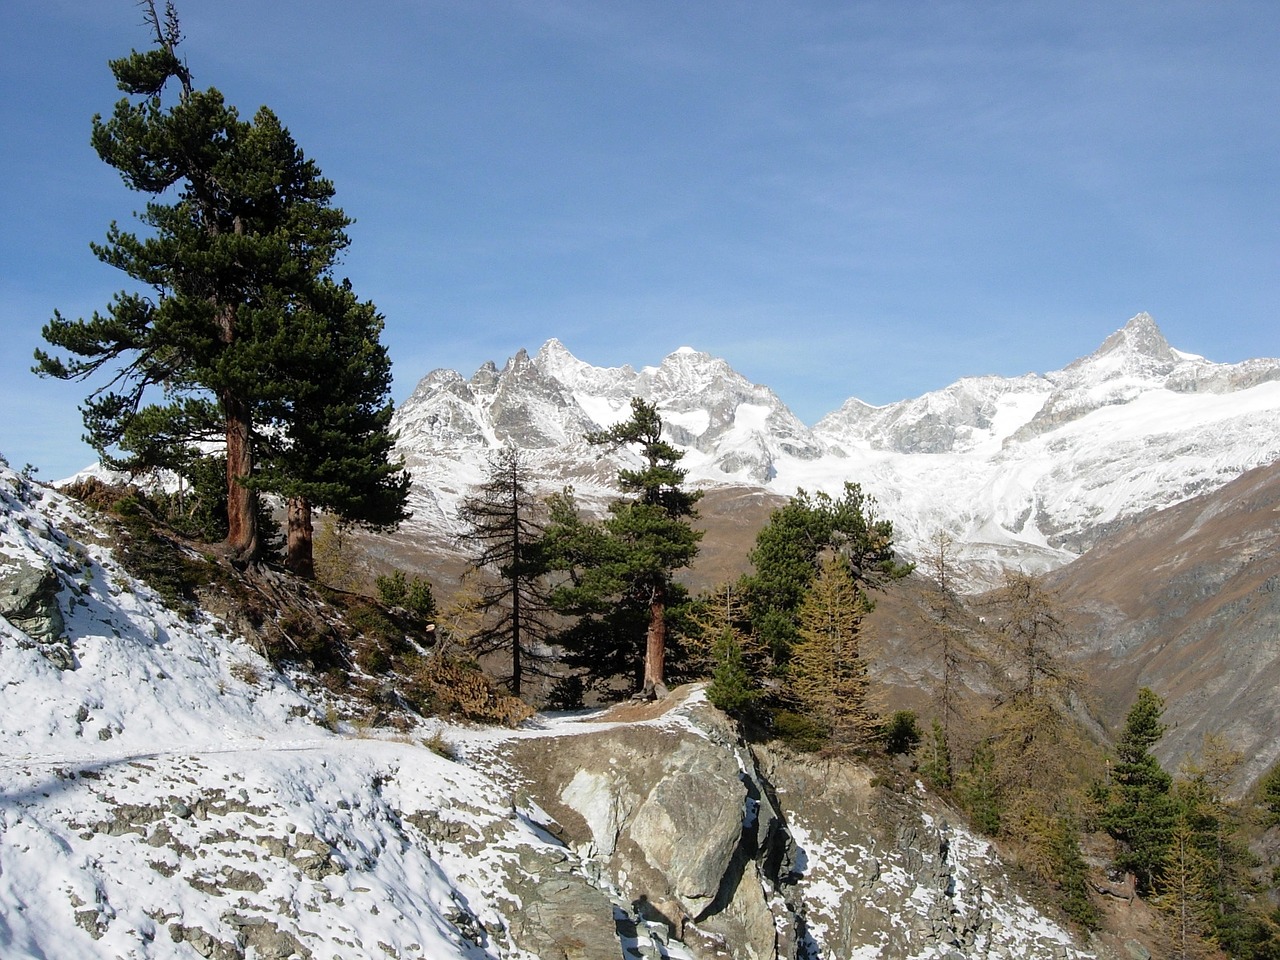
[251, 279, 409, 576]
[1173, 735, 1255, 956]
[583, 398, 702, 698]
[35, 1, 404, 565]
[972, 570, 1097, 880]
[706, 629, 756, 716]
[743, 483, 909, 660]
[1103, 687, 1178, 894]
[540, 486, 644, 692]
[787, 556, 876, 752]
[918, 528, 973, 784]
[1158, 819, 1220, 960]
[458, 447, 553, 698]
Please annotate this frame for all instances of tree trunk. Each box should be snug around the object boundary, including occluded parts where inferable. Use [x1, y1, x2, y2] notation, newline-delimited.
[223, 392, 259, 564]
[642, 586, 667, 699]
[285, 497, 314, 578]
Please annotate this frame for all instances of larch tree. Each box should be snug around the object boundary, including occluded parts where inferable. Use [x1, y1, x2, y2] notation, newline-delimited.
[976, 570, 1096, 877]
[918, 528, 973, 785]
[35, 1, 404, 566]
[787, 556, 876, 752]
[743, 483, 909, 661]
[457, 447, 553, 698]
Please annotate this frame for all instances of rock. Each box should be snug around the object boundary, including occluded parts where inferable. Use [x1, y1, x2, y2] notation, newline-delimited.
[505, 694, 795, 960]
[0, 555, 71, 666]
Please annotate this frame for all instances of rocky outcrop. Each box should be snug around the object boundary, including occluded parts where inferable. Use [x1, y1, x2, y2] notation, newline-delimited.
[499, 690, 1109, 960]
[0, 553, 72, 668]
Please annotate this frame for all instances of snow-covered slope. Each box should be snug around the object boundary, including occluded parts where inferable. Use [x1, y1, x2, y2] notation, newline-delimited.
[393, 313, 1280, 584]
[0, 466, 1129, 959]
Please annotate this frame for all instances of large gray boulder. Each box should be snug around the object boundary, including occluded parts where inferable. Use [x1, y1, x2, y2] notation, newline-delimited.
[0, 554, 71, 668]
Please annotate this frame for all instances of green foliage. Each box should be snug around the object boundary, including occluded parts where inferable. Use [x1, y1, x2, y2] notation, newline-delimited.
[149, 453, 229, 542]
[374, 570, 437, 621]
[957, 739, 1002, 835]
[772, 710, 829, 753]
[707, 630, 756, 716]
[1102, 687, 1178, 894]
[545, 399, 703, 695]
[742, 482, 909, 661]
[1258, 761, 1280, 828]
[882, 710, 922, 756]
[109, 492, 216, 618]
[1051, 817, 1101, 930]
[35, 5, 404, 564]
[919, 719, 953, 790]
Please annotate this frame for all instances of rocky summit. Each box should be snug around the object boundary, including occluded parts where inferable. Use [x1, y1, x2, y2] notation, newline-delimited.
[392, 313, 1280, 585]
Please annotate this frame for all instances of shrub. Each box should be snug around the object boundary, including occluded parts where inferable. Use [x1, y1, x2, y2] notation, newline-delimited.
[882, 710, 922, 755]
[773, 709, 829, 753]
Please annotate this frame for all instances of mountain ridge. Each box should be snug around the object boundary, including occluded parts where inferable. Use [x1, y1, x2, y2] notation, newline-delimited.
[392, 313, 1280, 586]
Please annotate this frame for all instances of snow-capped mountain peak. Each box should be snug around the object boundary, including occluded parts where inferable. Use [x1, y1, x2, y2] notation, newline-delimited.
[393, 315, 1280, 586]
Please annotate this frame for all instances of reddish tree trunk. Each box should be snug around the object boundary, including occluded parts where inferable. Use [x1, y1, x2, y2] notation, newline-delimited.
[642, 587, 667, 699]
[223, 392, 259, 564]
[285, 497, 314, 578]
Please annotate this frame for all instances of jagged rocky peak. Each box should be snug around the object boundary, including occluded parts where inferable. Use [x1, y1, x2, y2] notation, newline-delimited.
[815, 374, 1051, 456]
[1064, 311, 1180, 377]
[533, 337, 638, 401]
[469, 359, 500, 393]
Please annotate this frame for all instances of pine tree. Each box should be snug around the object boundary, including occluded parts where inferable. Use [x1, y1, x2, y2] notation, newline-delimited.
[743, 483, 909, 660]
[1103, 687, 1178, 894]
[252, 279, 409, 577]
[706, 629, 755, 716]
[457, 447, 553, 698]
[584, 398, 702, 698]
[35, 1, 402, 565]
[787, 556, 876, 752]
[541, 487, 651, 694]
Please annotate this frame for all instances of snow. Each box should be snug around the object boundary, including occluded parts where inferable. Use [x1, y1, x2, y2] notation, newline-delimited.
[0, 468, 678, 959]
[389, 315, 1280, 587]
[1, 469, 1112, 958]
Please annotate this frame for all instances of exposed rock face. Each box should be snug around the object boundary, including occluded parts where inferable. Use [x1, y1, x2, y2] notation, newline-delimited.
[0, 553, 72, 668]
[0, 555, 65, 640]
[498, 691, 1109, 960]
[1051, 459, 1280, 790]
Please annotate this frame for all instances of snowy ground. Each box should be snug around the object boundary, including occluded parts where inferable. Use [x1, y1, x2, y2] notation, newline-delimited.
[0, 469, 608, 958]
[0, 466, 1103, 959]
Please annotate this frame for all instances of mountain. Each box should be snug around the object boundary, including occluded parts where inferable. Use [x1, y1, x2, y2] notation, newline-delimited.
[392, 313, 1280, 586]
[0, 464, 1135, 959]
[1047, 459, 1280, 789]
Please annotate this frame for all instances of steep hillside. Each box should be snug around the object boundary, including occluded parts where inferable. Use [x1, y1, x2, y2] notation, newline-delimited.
[1048, 460, 1280, 789]
[391, 313, 1280, 586]
[0, 465, 1145, 959]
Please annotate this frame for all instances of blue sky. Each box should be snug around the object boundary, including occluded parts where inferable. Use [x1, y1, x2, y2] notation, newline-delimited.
[3, 1, 1277, 479]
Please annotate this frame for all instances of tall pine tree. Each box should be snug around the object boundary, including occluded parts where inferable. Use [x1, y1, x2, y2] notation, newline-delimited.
[585, 398, 702, 698]
[1103, 687, 1178, 894]
[35, 1, 404, 565]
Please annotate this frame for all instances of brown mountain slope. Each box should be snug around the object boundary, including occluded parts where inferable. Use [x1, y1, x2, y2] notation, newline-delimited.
[1047, 460, 1280, 789]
